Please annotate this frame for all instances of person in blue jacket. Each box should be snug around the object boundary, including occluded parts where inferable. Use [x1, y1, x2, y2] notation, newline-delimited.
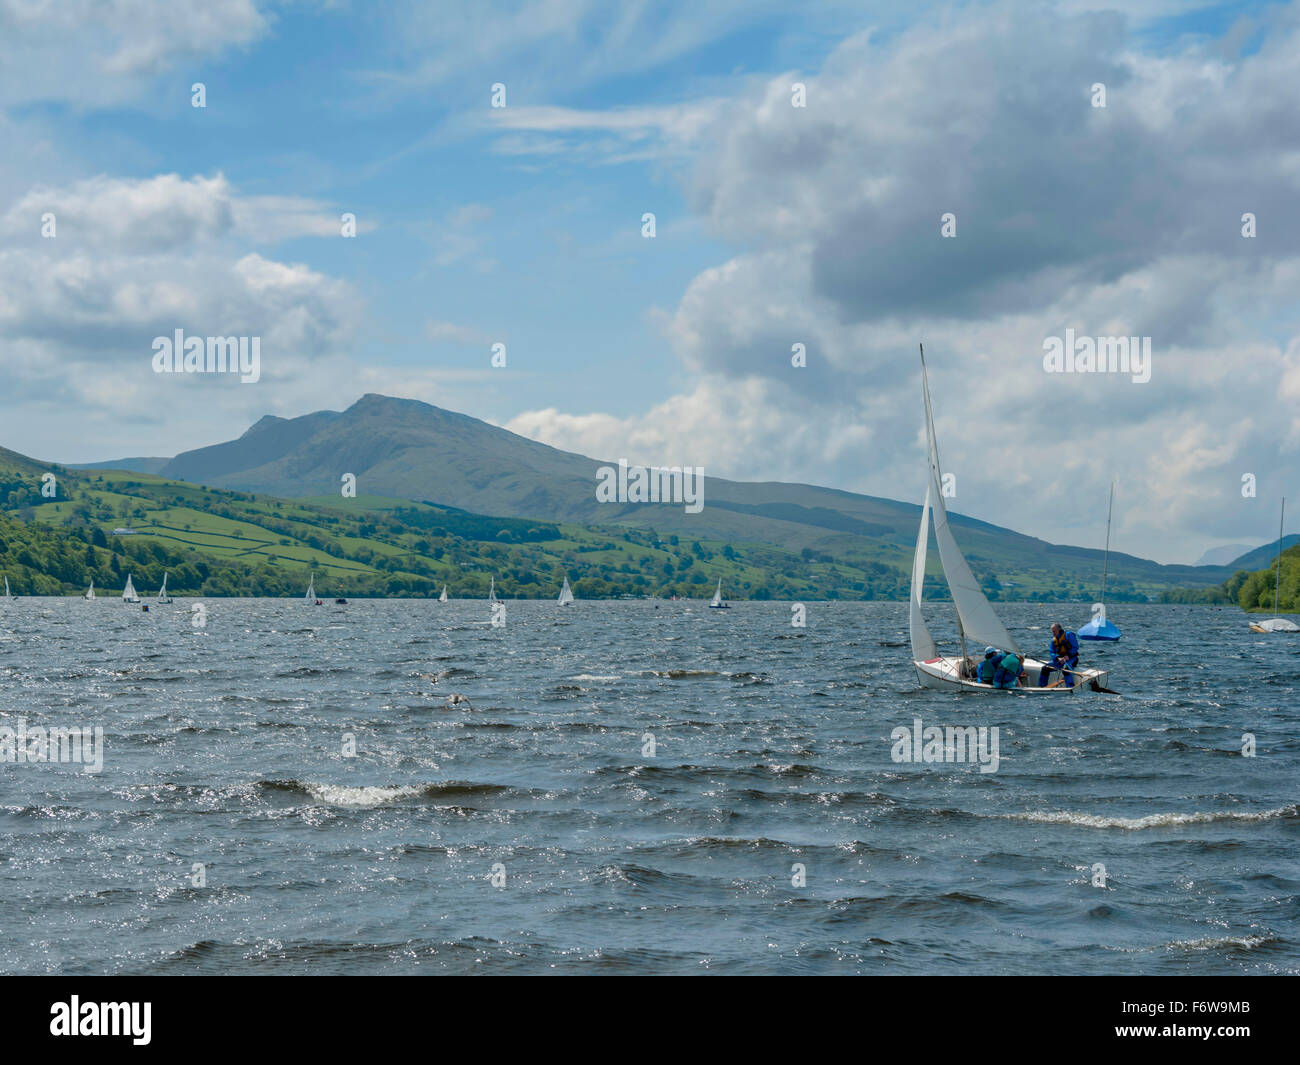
[993, 651, 1024, 689]
[1038, 623, 1080, 687]
[976, 647, 1001, 685]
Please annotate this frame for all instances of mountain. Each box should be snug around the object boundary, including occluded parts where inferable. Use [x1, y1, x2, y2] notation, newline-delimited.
[77, 393, 1232, 598]
[1195, 543, 1256, 567]
[1226, 535, 1300, 571]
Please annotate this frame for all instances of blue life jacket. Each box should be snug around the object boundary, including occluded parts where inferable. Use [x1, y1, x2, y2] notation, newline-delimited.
[977, 656, 999, 684]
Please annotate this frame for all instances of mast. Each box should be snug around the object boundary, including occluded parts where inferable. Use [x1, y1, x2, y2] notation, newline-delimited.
[1275, 498, 1285, 617]
[1100, 480, 1113, 603]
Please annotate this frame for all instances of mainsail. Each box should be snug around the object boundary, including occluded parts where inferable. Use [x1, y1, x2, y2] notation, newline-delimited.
[558, 576, 574, 605]
[85, 581, 95, 601]
[488, 577, 497, 603]
[157, 571, 172, 603]
[305, 572, 315, 601]
[918, 348, 1020, 654]
[711, 577, 723, 607]
[909, 485, 937, 661]
[123, 574, 138, 602]
[439, 585, 448, 602]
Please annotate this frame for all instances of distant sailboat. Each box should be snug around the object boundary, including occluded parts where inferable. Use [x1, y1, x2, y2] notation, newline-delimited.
[439, 584, 448, 602]
[156, 571, 173, 604]
[558, 575, 574, 605]
[709, 576, 729, 609]
[84, 581, 96, 601]
[1250, 499, 1299, 633]
[306, 572, 321, 605]
[123, 574, 140, 604]
[909, 346, 1111, 693]
[3, 575, 12, 599]
[488, 577, 498, 603]
[1079, 481, 1122, 641]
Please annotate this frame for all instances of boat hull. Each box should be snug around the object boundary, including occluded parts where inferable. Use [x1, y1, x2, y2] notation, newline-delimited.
[913, 656, 1109, 694]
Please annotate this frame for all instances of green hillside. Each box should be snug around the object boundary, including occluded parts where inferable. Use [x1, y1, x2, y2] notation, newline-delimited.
[0, 444, 1237, 601]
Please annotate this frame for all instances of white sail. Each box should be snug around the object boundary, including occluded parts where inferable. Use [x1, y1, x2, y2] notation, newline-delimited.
[305, 572, 315, 601]
[558, 576, 574, 605]
[439, 585, 448, 602]
[710, 577, 723, 607]
[157, 571, 172, 603]
[3, 576, 11, 598]
[488, 577, 497, 603]
[920, 352, 1019, 654]
[909, 485, 937, 661]
[123, 574, 138, 602]
[85, 581, 95, 601]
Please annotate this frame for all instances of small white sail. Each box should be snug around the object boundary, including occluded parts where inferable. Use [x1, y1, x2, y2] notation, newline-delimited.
[439, 585, 448, 602]
[909, 485, 937, 661]
[123, 574, 139, 603]
[157, 571, 172, 604]
[3, 576, 11, 598]
[305, 572, 315, 601]
[488, 577, 497, 603]
[85, 581, 96, 601]
[558, 576, 574, 605]
[710, 577, 723, 607]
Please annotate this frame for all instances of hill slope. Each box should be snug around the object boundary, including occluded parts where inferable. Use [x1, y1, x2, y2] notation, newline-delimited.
[90, 394, 1230, 598]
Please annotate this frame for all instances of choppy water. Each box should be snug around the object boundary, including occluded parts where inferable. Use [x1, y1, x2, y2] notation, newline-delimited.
[0, 598, 1296, 974]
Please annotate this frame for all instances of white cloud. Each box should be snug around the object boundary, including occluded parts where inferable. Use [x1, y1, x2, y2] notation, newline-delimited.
[0, 0, 270, 107]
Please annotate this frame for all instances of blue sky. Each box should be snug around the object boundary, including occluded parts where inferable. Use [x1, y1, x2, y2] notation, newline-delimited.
[1, 0, 1297, 563]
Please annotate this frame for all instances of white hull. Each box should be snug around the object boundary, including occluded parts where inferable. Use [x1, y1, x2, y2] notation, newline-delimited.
[913, 655, 1109, 694]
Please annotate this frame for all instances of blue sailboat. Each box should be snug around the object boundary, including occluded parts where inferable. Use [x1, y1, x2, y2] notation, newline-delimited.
[1079, 481, 1121, 641]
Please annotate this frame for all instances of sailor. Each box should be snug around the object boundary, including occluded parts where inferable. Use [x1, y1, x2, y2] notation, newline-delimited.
[993, 651, 1023, 689]
[977, 647, 1001, 685]
[1038, 623, 1080, 687]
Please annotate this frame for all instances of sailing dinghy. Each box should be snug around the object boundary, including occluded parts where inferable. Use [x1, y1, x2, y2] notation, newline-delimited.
[709, 577, 729, 609]
[488, 577, 498, 603]
[557, 575, 574, 605]
[439, 585, 448, 602]
[910, 347, 1111, 693]
[3, 575, 12, 599]
[1078, 481, 1121, 641]
[1249, 499, 1299, 633]
[123, 574, 140, 604]
[157, 572, 173, 604]
[84, 581, 96, 601]
[306, 572, 321, 605]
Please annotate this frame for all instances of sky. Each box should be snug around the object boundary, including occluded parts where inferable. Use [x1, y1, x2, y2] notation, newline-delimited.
[0, 0, 1296, 564]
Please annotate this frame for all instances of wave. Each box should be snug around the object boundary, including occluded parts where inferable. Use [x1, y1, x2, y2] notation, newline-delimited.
[258, 779, 509, 807]
[1003, 804, 1298, 830]
[639, 669, 719, 679]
